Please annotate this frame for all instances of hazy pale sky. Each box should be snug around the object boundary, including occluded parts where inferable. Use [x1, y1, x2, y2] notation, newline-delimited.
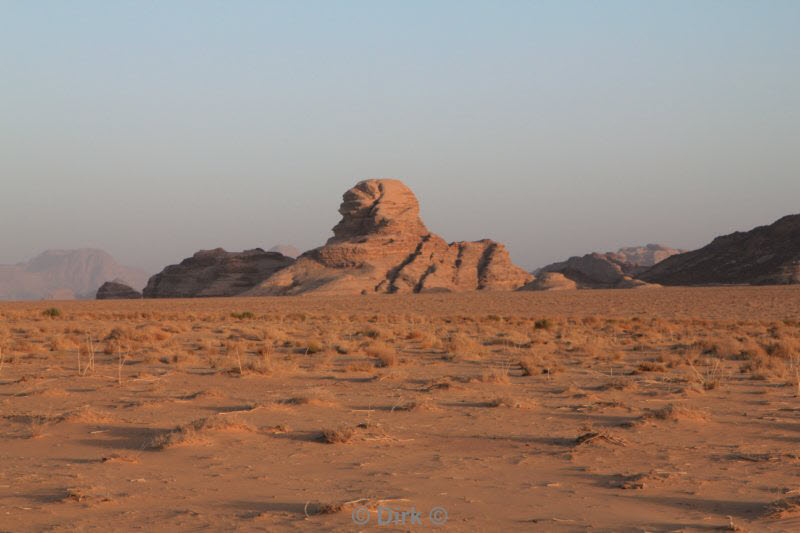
[2, 1, 798, 273]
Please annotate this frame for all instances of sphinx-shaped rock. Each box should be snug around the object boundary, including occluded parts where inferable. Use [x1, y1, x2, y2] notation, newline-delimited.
[246, 179, 531, 295]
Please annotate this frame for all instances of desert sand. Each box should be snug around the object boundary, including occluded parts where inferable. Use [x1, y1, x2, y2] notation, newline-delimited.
[2, 287, 800, 531]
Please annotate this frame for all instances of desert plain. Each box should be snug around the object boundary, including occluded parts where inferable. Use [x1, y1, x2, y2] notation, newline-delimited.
[2, 287, 800, 532]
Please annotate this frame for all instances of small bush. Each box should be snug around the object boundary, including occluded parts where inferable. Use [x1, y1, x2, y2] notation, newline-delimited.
[230, 311, 255, 320]
[534, 318, 552, 330]
[305, 340, 324, 354]
[320, 426, 355, 444]
[42, 308, 61, 318]
[365, 341, 396, 366]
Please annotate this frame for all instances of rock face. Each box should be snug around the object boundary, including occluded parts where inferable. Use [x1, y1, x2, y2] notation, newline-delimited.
[143, 248, 295, 298]
[96, 280, 142, 299]
[246, 179, 531, 295]
[519, 272, 577, 291]
[0, 249, 148, 300]
[640, 214, 800, 286]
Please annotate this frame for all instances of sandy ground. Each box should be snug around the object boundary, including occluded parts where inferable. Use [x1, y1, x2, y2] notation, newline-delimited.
[2, 287, 800, 532]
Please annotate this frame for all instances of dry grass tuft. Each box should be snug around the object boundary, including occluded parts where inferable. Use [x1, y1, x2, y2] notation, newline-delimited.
[391, 398, 440, 412]
[763, 495, 800, 518]
[61, 405, 114, 424]
[149, 416, 256, 449]
[365, 341, 398, 367]
[481, 364, 512, 384]
[319, 426, 356, 444]
[641, 404, 709, 423]
[574, 430, 627, 447]
[487, 396, 536, 409]
[444, 332, 482, 360]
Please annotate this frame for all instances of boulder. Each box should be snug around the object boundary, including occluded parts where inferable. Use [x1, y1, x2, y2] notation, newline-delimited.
[519, 272, 578, 291]
[96, 280, 142, 299]
[246, 179, 532, 295]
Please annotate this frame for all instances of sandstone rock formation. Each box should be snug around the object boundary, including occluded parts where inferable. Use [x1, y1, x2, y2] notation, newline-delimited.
[96, 280, 142, 299]
[143, 248, 295, 298]
[0, 249, 148, 300]
[532, 244, 680, 289]
[640, 214, 800, 286]
[246, 179, 531, 295]
[539, 253, 632, 288]
[519, 272, 577, 291]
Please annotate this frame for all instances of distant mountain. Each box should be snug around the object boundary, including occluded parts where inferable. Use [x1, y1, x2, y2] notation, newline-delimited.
[0, 249, 149, 300]
[607, 244, 685, 270]
[640, 215, 800, 286]
[268, 244, 301, 258]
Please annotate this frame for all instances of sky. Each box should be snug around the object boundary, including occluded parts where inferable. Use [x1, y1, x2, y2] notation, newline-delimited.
[1, 1, 799, 273]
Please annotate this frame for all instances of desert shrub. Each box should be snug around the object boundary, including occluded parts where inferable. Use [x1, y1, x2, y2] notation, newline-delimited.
[481, 365, 511, 384]
[764, 339, 798, 359]
[445, 332, 482, 360]
[304, 340, 324, 354]
[42, 308, 61, 318]
[230, 311, 255, 320]
[365, 341, 396, 367]
[518, 356, 539, 376]
[320, 426, 355, 444]
[534, 318, 552, 330]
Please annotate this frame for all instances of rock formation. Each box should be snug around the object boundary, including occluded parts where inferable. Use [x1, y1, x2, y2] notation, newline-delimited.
[143, 248, 295, 298]
[640, 214, 800, 286]
[0, 249, 148, 300]
[531, 244, 680, 289]
[606, 244, 684, 272]
[539, 253, 633, 288]
[96, 280, 142, 299]
[519, 272, 577, 291]
[246, 179, 532, 295]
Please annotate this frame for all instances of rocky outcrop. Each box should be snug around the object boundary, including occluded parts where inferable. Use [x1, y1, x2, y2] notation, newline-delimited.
[143, 248, 295, 298]
[640, 214, 800, 286]
[0, 249, 148, 300]
[519, 272, 577, 291]
[96, 280, 142, 299]
[540, 253, 632, 288]
[533, 244, 680, 289]
[246, 179, 531, 295]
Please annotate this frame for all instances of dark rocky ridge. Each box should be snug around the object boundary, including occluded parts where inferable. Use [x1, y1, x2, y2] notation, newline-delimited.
[640, 214, 800, 286]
